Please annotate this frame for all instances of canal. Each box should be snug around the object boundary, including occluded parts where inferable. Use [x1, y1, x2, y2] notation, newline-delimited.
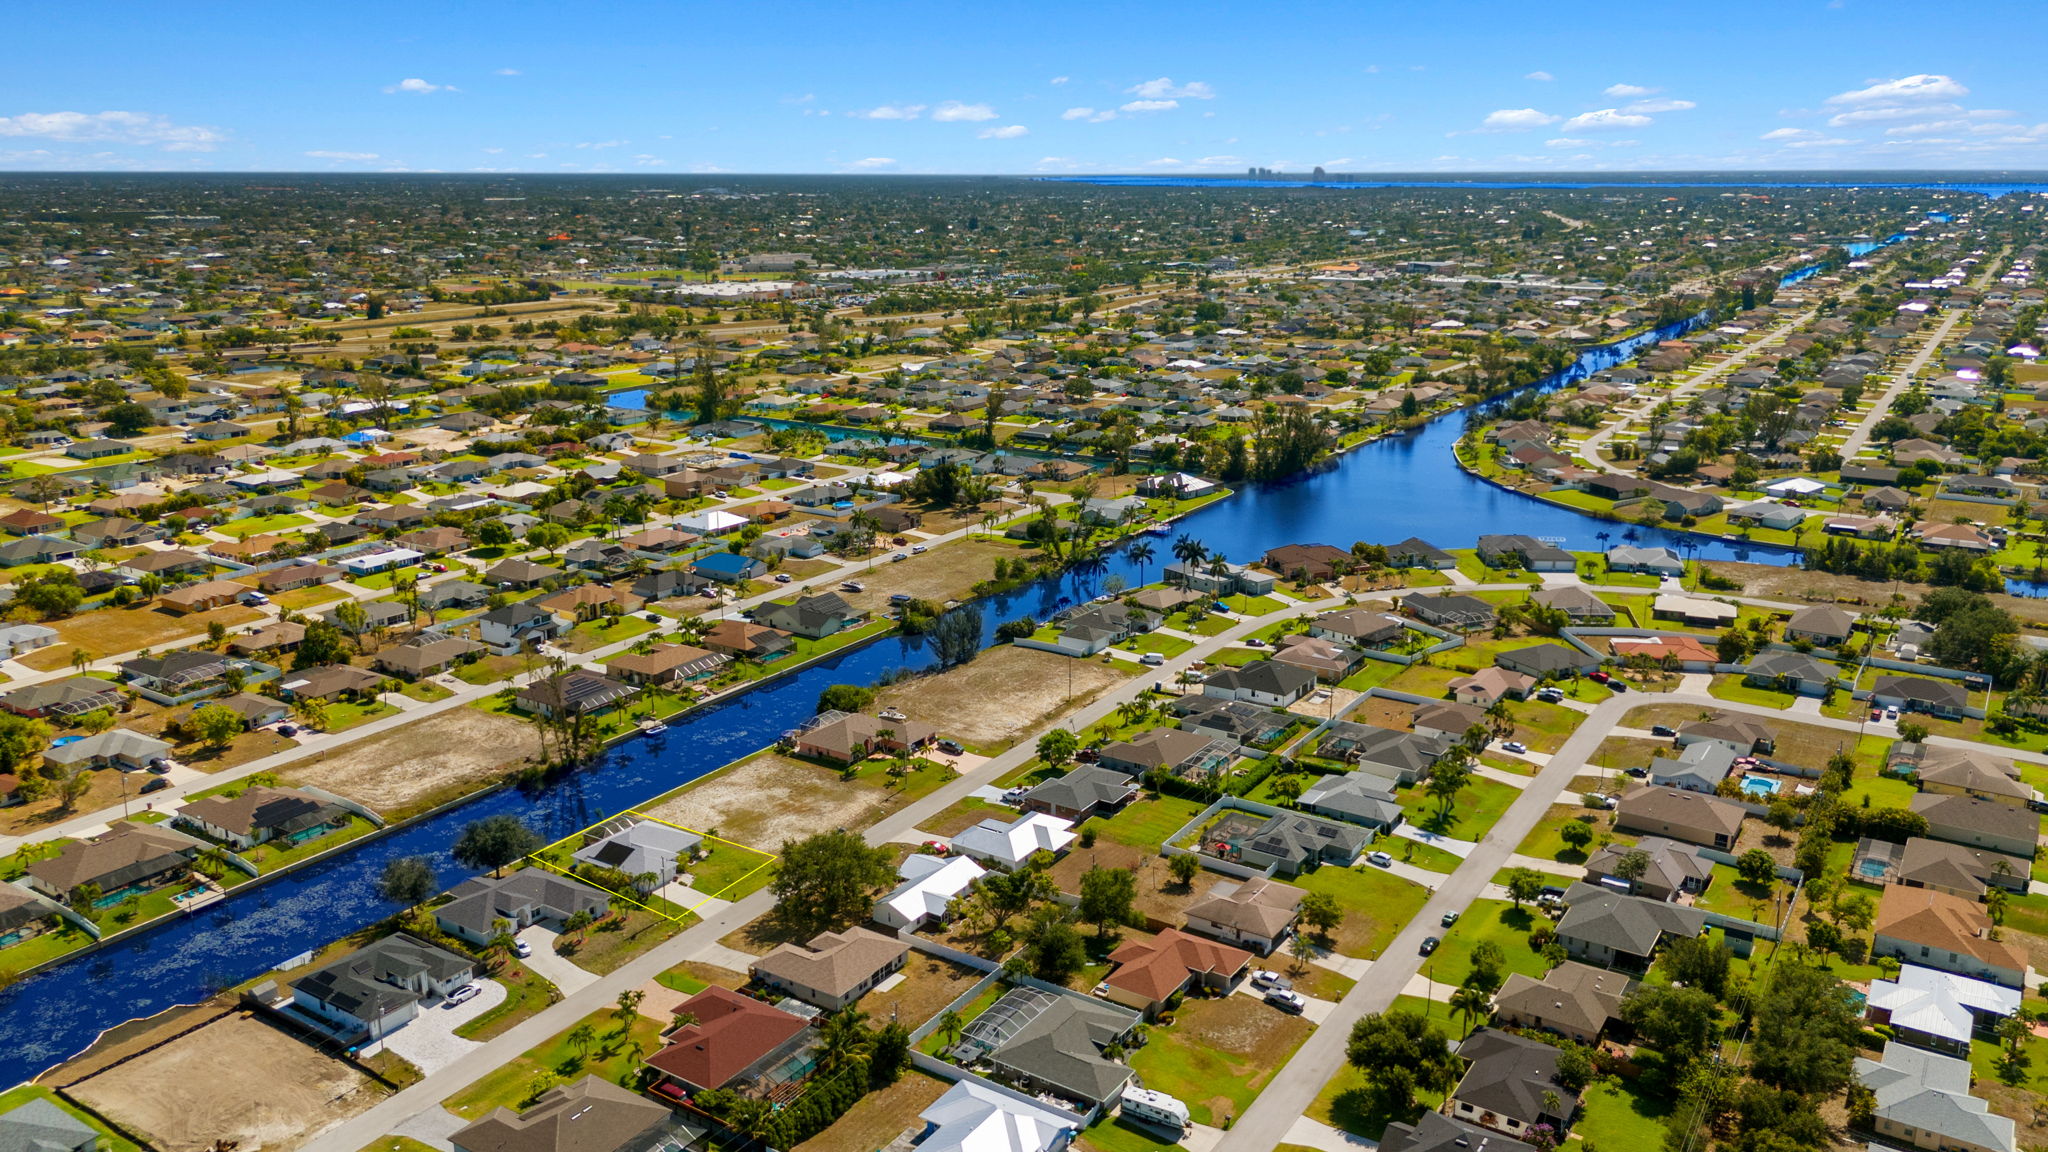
[0, 255, 1866, 1085]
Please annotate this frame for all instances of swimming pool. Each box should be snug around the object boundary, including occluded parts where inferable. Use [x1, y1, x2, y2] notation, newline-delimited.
[1741, 775, 1781, 797]
[1857, 858, 1891, 878]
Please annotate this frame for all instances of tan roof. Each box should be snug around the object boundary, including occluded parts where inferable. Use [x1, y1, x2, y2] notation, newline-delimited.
[1106, 928, 1251, 1004]
[1494, 961, 1636, 1038]
[750, 927, 907, 999]
[1876, 886, 2026, 975]
[1617, 786, 1747, 843]
[606, 643, 718, 678]
[1183, 877, 1304, 938]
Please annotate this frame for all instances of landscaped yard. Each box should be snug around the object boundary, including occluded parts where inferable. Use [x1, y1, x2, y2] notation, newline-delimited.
[686, 838, 778, 900]
[442, 1009, 667, 1120]
[552, 909, 684, 975]
[1706, 676, 1797, 710]
[1293, 864, 1432, 958]
[453, 960, 560, 1042]
[1516, 803, 1617, 864]
[1399, 775, 1521, 841]
[1572, 1078, 1672, 1148]
[1425, 899, 1550, 987]
[1127, 994, 1314, 1127]
[1083, 796, 1207, 851]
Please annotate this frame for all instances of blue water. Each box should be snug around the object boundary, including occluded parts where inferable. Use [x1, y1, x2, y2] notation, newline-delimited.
[0, 237, 1916, 1086]
[1040, 176, 2048, 199]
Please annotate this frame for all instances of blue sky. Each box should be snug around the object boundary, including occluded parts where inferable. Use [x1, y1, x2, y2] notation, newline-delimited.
[4, 0, 2045, 174]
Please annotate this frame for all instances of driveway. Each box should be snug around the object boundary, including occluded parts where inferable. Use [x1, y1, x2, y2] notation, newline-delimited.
[516, 926, 598, 995]
[374, 980, 504, 1075]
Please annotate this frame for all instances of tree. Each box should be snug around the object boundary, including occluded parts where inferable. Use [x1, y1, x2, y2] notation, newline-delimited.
[1345, 1011, 1463, 1115]
[1612, 849, 1651, 885]
[1466, 941, 1507, 992]
[1557, 818, 1594, 856]
[189, 703, 244, 750]
[566, 1022, 598, 1066]
[472, 519, 515, 549]
[1622, 984, 1722, 1071]
[1167, 851, 1202, 888]
[614, 988, 644, 1033]
[930, 605, 984, 668]
[1449, 983, 1491, 1036]
[771, 829, 895, 932]
[1035, 728, 1079, 772]
[70, 881, 103, 921]
[1299, 890, 1344, 940]
[816, 683, 876, 714]
[293, 620, 351, 670]
[976, 866, 1056, 932]
[1736, 848, 1777, 887]
[1077, 866, 1137, 938]
[1018, 908, 1088, 983]
[332, 599, 369, 652]
[58, 770, 92, 812]
[526, 522, 570, 558]
[1504, 867, 1544, 910]
[1749, 961, 1862, 1096]
[1661, 934, 1732, 997]
[102, 402, 153, 436]
[451, 814, 544, 877]
[0, 715, 52, 772]
[377, 855, 436, 905]
[1426, 756, 1470, 824]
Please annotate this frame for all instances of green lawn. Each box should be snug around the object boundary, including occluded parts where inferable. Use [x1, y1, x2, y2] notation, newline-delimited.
[1690, 864, 1781, 922]
[687, 840, 778, 899]
[0, 924, 94, 980]
[1842, 773, 1919, 810]
[453, 961, 559, 1041]
[0, 1086, 140, 1152]
[1124, 632, 1196, 658]
[1083, 796, 1207, 851]
[400, 680, 454, 703]
[1572, 1079, 1672, 1148]
[1126, 996, 1314, 1127]
[1389, 837, 1467, 874]
[238, 815, 378, 874]
[1706, 676, 1797, 710]
[218, 513, 312, 539]
[654, 966, 709, 996]
[1516, 803, 1614, 864]
[1425, 899, 1549, 987]
[1337, 660, 1406, 693]
[350, 565, 423, 591]
[325, 699, 398, 732]
[1294, 864, 1432, 959]
[1399, 775, 1521, 841]
[443, 1010, 667, 1119]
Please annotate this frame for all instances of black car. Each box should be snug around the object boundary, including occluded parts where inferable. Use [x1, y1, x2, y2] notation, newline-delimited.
[140, 777, 170, 794]
[937, 739, 964, 756]
[1420, 936, 1440, 956]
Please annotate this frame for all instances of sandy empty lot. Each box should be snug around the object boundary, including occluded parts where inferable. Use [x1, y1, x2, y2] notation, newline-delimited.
[283, 706, 534, 816]
[875, 644, 1129, 748]
[836, 537, 1024, 614]
[70, 1013, 380, 1152]
[640, 752, 904, 849]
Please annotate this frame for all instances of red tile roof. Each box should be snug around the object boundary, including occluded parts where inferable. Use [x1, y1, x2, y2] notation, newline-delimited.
[643, 986, 807, 1091]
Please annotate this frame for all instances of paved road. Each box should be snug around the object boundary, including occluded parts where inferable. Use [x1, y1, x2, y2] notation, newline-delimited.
[1840, 252, 2004, 459]
[1213, 690, 1635, 1152]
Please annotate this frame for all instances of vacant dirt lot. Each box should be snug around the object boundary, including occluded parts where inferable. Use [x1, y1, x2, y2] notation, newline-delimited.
[640, 751, 904, 849]
[837, 537, 1025, 614]
[24, 604, 266, 670]
[70, 1013, 380, 1152]
[282, 706, 533, 817]
[1708, 561, 2048, 627]
[875, 644, 1128, 749]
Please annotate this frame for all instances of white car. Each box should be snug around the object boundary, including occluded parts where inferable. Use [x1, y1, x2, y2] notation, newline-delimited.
[444, 984, 480, 1007]
[1367, 850, 1394, 867]
[512, 939, 533, 958]
[1251, 969, 1291, 991]
[1502, 741, 1528, 754]
[1264, 990, 1308, 1014]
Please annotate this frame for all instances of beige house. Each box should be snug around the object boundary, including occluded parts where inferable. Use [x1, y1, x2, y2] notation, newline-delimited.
[1614, 787, 1746, 851]
[749, 927, 907, 1010]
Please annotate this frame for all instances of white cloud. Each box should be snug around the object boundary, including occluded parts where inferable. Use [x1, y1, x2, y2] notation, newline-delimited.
[1829, 102, 1960, 126]
[384, 78, 451, 94]
[1826, 73, 1968, 104]
[1885, 120, 1969, 136]
[1525, 71, 1554, 81]
[688, 162, 728, 173]
[978, 124, 1029, 139]
[495, 68, 521, 76]
[1562, 108, 1653, 131]
[1119, 99, 1179, 113]
[304, 150, 378, 161]
[1128, 78, 1215, 100]
[1481, 108, 1559, 130]
[1062, 106, 1116, 122]
[847, 156, 895, 168]
[932, 101, 999, 122]
[0, 110, 226, 151]
[1143, 154, 1245, 169]
[1760, 127, 1853, 148]
[1603, 83, 1657, 98]
[1627, 98, 1696, 114]
[1050, 76, 1069, 85]
[1545, 138, 1589, 148]
[850, 104, 924, 120]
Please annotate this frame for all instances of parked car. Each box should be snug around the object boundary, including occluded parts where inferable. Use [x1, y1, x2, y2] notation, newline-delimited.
[1886, 707, 1899, 719]
[890, 593, 914, 605]
[936, 739, 964, 755]
[1251, 969, 1290, 991]
[775, 573, 793, 583]
[1870, 708, 1884, 721]
[445, 984, 480, 1007]
[1535, 687, 1563, 702]
[239, 591, 269, 606]
[1502, 741, 1527, 754]
[1651, 724, 1675, 737]
[1419, 936, 1440, 956]
[1625, 766, 1648, 778]
[841, 581, 865, 593]
[1607, 679, 1628, 693]
[1440, 910, 1460, 928]
[1001, 787, 1029, 805]
[512, 939, 533, 959]
[1367, 850, 1394, 868]
[278, 724, 298, 738]
[140, 777, 169, 795]
[890, 552, 908, 562]
[912, 545, 928, 554]
[1141, 653, 1165, 666]
[1264, 989, 1308, 1014]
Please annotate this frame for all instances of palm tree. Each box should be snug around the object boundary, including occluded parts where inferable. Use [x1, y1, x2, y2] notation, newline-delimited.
[1449, 984, 1491, 1037]
[1170, 534, 1207, 584]
[935, 1008, 964, 1052]
[1127, 540, 1155, 587]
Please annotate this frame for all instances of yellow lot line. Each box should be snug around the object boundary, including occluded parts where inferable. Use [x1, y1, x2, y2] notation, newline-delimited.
[523, 808, 779, 921]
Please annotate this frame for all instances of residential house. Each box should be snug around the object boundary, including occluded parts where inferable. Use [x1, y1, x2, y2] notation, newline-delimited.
[1019, 766, 1140, 821]
[572, 818, 702, 890]
[0, 1095, 102, 1152]
[479, 602, 569, 654]
[1413, 701, 1487, 743]
[1554, 887, 1707, 971]
[1102, 928, 1251, 1016]
[1742, 650, 1837, 697]
[41, 728, 171, 772]
[1866, 964, 2021, 1057]
[1649, 594, 1738, 628]
[1872, 675, 1972, 719]
[909, 1080, 1080, 1152]
[750, 927, 908, 1011]
[873, 852, 985, 931]
[1447, 1029, 1580, 1140]
[174, 785, 348, 850]
[754, 592, 864, 639]
[25, 822, 202, 903]
[277, 663, 385, 703]
[1096, 727, 1236, 781]
[1492, 962, 1636, 1045]
[1615, 787, 1746, 851]
[951, 986, 1139, 1106]
[1911, 793, 2040, 860]
[789, 711, 937, 764]
[1475, 534, 1574, 572]
[1212, 810, 1370, 875]
[1381, 1114, 1538, 1152]
[1446, 667, 1535, 707]
[951, 813, 1077, 871]
[1902, 745, 2032, 807]
[374, 634, 486, 679]
[604, 643, 727, 688]
[1583, 836, 1712, 902]
[0, 677, 122, 719]
[119, 651, 230, 696]
[1675, 715, 1775, 755]
[450, 1076, 679, 1152]
[1784, 605, 1857, 647]
[290, 934, 476, 1043]
[1874, 887, 2027, 989]
[1529, 584, 1618, 625]
[1401, 593, 1497, 631]
[1181, 876, 1304, 956]
[515, 671, 639, 719]
[1297, 770, 1405, 831]
[701, 620, 795, 661]
[1495, 642, 1597, 681]
[1605, 545, 1684, 577]
[1646, 741, 1735, 795]
[690, 552, 765, 584]
[434, 872, 612, 947]
[1855, 1042, 2017, 1152]
[641, 987, 812, 1096]
[1200, 661, 1317, 708]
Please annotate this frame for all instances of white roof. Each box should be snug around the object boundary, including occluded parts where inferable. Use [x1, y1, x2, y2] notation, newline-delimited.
[678, 509, 748, 533]
[338, 547, 423, 573]
[877, 854, 985, 925]
[1867, 964, 2021, 1044]
[950, 813, 1076, 869]
[917, 1078, 1079, 1152]
[1764, 476, 1828, 496]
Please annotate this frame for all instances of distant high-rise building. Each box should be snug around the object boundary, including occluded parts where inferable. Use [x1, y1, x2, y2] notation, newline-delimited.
[1312, 166, 1326, 179]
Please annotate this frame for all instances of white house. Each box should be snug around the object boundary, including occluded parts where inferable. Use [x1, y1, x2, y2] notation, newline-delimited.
[950, 813, 1077, 871]
[914, 1079, 1080, 1152]
[873, 853, 985, 931]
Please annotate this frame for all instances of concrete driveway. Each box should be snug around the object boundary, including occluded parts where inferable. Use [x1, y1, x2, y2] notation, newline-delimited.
[517, 926, 598, 995]
[374, 980, 505, 1075]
